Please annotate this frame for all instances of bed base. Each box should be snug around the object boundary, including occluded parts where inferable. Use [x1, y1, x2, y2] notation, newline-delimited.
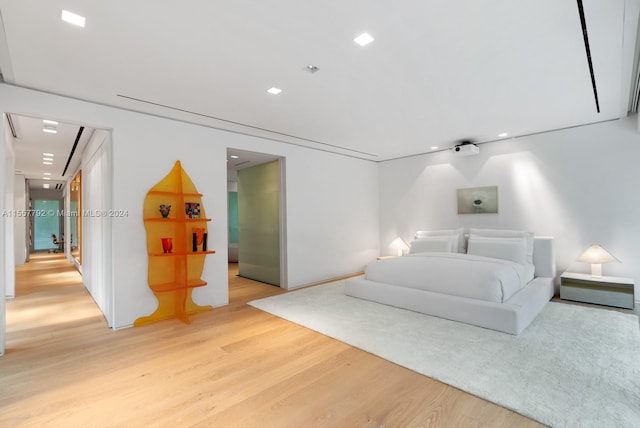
[344, 276, 554, 335]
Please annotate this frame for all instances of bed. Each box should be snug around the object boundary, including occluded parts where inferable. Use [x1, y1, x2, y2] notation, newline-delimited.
[344, 230, 556, 335]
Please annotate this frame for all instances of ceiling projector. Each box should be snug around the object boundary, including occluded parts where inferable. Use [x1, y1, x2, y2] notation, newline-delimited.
[452, 141, 479, 156]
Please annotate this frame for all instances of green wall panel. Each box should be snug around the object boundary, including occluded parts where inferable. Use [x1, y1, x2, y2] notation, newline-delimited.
[228, 192, 238, 244]
[33, 199, 60, 251]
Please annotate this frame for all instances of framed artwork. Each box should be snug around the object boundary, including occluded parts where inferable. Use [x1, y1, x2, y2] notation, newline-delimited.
[457, 186, 498, 214]
[185, 202, 201, 219]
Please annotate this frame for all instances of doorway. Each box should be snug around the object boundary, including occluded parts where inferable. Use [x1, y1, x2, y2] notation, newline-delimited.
[227, 148, 287, 288]
[69, 170, 82, 266]
[4, 113, 113, 354]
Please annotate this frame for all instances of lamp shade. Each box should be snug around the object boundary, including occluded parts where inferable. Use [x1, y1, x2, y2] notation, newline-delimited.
[576, 244, 619, 264]
[576, 244, 619, 277]
[389, 237, 409, 256]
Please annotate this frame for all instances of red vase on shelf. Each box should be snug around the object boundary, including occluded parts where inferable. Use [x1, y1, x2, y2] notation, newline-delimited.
[161, 237, 173, 253]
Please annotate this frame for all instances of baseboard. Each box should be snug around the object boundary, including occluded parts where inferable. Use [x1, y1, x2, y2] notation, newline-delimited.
[289, 271, 364, 290]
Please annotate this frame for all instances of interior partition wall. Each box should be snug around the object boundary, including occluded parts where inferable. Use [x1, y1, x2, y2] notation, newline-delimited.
[81, 129, 113, 327]
[237, 160, 281, 286]
[14, 174, 27, 267]
[2, 113, 16, 354]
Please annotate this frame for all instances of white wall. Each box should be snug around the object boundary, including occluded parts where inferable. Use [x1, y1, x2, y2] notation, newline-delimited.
[285, 150, 379, 285]
[82, 130, 113, 326]
[1, 113, 13, 353]
[379, 116, 640, 299]
[4, 121, 15, 300]
[0, 84, 379, 330]
[13, 174, 27, 267]
[29, 189, 63, 199]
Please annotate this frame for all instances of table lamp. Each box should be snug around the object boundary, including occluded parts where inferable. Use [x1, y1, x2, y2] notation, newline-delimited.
[389, 237, 409, 256]
[576, 244, 619, 277]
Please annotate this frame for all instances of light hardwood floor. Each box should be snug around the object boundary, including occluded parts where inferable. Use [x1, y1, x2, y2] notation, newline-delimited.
[2, 253, 544, 427]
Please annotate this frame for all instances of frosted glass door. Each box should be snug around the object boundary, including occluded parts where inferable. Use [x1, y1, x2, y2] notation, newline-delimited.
[237, 160, 280, 286]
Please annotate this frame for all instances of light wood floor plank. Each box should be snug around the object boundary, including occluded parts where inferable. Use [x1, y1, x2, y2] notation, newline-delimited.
[2, 253, 544, 427]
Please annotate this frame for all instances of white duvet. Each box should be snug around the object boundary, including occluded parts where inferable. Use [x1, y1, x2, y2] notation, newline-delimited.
[365, 252, 534, 303]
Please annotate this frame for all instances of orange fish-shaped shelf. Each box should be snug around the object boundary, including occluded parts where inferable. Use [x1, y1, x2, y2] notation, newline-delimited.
[135, 160, 215, 326]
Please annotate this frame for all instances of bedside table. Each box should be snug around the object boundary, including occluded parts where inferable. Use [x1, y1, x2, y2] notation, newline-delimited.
[560, 272, 635, 309]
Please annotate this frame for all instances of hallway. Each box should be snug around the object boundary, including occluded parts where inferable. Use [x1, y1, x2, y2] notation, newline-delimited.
[9, 253, 105, 351]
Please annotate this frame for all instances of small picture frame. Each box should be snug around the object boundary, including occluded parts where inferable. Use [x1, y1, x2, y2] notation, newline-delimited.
[457, 186, 498, 214]
[185, 202, 201, 219]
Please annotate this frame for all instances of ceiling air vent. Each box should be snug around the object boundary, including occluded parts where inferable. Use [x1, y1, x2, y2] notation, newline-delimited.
[576, 0, 600, 113]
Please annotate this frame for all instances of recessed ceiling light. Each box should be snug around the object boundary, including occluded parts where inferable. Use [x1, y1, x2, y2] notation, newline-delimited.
[43, 127, 57, 134]
[430, 146, 439, 150]
[43, 120, 58, 126]
[43, 173, 52, 176]
[230, 155, 239, 159]
[43, 152, 54, 156]
[43, 183, 50, 189]
[61, 10, 86, 28]
[267, 87, 282, 95]
[43, 161, 53, 165]
[498, 132, 508, 137]
[354, 32, 374, 46]
[43, 177, 51, 180]
[43, 157, 54, 161]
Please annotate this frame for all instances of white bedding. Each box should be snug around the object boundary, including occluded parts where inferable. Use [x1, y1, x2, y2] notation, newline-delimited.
[365, 252, 534, 303]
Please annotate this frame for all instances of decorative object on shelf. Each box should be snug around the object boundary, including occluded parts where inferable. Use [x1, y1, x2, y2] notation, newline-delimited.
[389, 237, 409, 256]
[457, 186, 498, 214]
[185, 202, 201, 218]
[161, 237, 173, 253]
[192, 227, 205, 252]
[576, 244, 620, 277]
[135, 160, 215, 327]
[159, 204, 171, 218]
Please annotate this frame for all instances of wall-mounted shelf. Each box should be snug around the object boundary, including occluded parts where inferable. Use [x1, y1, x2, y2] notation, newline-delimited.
[135, 160, 215, 326]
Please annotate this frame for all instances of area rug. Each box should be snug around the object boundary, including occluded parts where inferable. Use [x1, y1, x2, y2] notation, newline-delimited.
[249, 281, 640, 428]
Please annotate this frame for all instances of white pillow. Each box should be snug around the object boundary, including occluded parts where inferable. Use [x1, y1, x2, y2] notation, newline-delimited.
[467, 236, 527, 265]
[409, 236, 455, 253]
[468, 228, 534, 265]
[414, 228, 464, 253]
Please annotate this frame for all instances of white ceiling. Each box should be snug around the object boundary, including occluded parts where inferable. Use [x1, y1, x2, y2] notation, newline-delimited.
[227, 148, 280, 171]
[10, 114, 92, 189]
[0, 0, 638, 162]
[226, 148, 280, 182]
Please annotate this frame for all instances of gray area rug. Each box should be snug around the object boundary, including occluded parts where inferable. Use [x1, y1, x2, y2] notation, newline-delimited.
[249, 281, 640, 428]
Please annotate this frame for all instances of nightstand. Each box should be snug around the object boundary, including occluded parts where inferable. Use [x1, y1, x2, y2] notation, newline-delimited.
[560, 272, 635, 309]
